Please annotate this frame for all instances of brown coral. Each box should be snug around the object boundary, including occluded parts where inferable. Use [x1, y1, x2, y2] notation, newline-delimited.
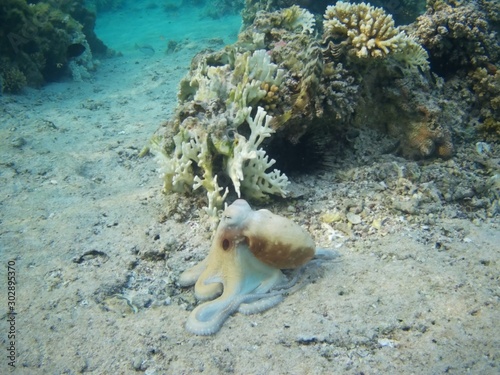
[469, 67, 500, 140]
[0, 64, 27, 93]
[413, 0, 500, 76]
[405, 121, 453, 159]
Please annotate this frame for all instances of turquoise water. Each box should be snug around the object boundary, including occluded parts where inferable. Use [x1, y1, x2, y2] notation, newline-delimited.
[95, 1, 241, 57]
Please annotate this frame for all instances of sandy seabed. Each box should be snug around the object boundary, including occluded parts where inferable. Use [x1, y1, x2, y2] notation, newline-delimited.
[1, 10, 499, 375]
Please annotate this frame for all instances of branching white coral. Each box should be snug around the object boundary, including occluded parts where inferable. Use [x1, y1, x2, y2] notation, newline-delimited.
[153, 129, 201, 193]
[151, 106, 288, 215]
[246, 50, 285, 83]
[194, 65, 231, 102]
[181, 49, 285, 127]
[226, 106, 289, 199]
[228, 50, 285, 125]
[195, 175, 228, 217]
[240, 151, 290, 201]
[152, 126, 228, 216]
[152, 45, 293, 216]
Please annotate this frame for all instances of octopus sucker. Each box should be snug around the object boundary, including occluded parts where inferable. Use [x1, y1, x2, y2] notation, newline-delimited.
[179, 199, 335, 335]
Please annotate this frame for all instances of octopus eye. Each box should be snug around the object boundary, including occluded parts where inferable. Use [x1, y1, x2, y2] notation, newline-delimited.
[222, 239, 230, 251]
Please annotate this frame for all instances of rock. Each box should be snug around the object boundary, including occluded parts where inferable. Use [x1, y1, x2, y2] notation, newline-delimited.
[346, 212, 361, 224]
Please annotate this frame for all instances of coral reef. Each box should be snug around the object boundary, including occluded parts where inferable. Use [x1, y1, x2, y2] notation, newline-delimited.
[0, 62, 27, 94]
[469, 67, 500, 140]
[352, 69, 455, 159]
[152, 103, 289, 216]
[242, 0, 329, 27]
[481, 0, 500, 26]
[151, 4, 470, 213]
[413, 0, 500, 76]
[365, 0, 427, 25]
[242, 0, 427, 27]
[279, 4, 316, 34]
[411, 0, 500, 141]
[0, 0, 108, 92]
[323, 1, 429, 70]
[151, 8, 330, 214]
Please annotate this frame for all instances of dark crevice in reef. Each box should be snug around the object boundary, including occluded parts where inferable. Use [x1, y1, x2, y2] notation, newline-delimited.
[266, 124, 349, 176]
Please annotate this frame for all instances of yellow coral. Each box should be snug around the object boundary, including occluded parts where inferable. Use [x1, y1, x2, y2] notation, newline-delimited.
[324, 1, 429, 69]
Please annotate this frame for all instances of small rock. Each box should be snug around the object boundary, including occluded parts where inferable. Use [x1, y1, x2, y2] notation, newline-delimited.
[371, 218, 382, 230]
[320, 211, 343, 223]
[378, 338, 398, 348]
[392, 198, 419, 214]
[346, 212, 361, 225]
[132, 357, 148, 371]
[139, 247, 166, 261]
[11, 137, 26, 148]
[296, 335, 317, 345]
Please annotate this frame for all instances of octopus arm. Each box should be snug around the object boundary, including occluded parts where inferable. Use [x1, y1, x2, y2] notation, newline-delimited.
[178, 258, 208, 287]
[186, 290, 284, 334]
[186, 292, 244, 335]
[194, 275, 224, 301]
[238, 293, 284, 315]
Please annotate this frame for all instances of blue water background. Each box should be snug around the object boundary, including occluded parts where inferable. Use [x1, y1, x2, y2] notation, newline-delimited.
[94, 1, 242, 57]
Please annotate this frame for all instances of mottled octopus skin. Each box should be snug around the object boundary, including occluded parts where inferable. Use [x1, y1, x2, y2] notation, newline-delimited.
[179, 199, 316, 335]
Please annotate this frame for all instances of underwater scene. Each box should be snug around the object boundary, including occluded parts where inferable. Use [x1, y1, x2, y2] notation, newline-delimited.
[0, 0, 499, 373]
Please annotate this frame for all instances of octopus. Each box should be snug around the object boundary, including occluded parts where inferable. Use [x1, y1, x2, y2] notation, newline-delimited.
[179, 199, 332, 335]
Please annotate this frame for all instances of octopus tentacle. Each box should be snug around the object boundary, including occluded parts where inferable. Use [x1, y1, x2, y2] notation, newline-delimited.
[178, 258, 208, 287]
[238, 294, 284, 315]
[237, 264, 311, 314]
[186, 292, 243, 335]
[187, 285, 287, 334]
